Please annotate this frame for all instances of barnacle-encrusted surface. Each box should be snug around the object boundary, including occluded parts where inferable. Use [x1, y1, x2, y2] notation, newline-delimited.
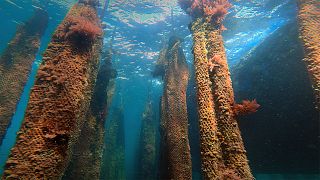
[189, 12, 253, 178]
[298, 0, 320, 109]
[63, 49, 116, 179]
[159, 36, 192, 180]
[206, 25, 253, 179]
[3, 3, 102, 179]
[191, 18, 224, 179]
[0, 9, 48, 144]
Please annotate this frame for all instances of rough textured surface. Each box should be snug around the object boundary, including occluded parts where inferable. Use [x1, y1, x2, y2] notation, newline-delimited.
[0, 9, 48, 144]
[206, 25, 253, 179]
[191, 19, 224, 179]
[183, 0, 253, 178]
[137, 100, 157, 180]
[100, 107, 126, 180]
[159, 36, 192, 180]
[3, 3, 102, 179]
[298, 0, 320, 109]
[63, 49, 116, 179]
[189, 11, 253, 178]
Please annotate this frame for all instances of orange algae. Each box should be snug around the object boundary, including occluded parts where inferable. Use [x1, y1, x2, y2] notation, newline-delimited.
[0, 9, 48, 144]
[297, 0, 320, 109]
[3, 2, 102, 179]
[179, 0, 231, 29]
[66, 16, 102, 38]
[233, 99, 260, 116]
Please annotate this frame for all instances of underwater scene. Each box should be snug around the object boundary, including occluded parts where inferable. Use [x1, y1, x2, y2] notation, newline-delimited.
[0, 0, 319, 179]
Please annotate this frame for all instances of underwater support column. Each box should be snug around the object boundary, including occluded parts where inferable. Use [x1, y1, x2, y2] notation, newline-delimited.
[0, 9, 48, 144]
[100, 106, 126, 180]
[159, 36, 192, 179]
[206, 25, 253, 179]
[63, 48, 116, 179]
[3, 1, 102, 179]
[179, 0, 253, 178]
[190, 19, 224, 179]
[297, 0, 320, 109]
[138, 100, 157, 180]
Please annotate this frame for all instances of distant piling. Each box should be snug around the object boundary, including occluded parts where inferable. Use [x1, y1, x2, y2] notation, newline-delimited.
[137, 100, 157, 180]
[158, 36, 192, 180]
[100, 107, 126, 180]
[3, 1, 103, 178]
[0, 9, 48, 144]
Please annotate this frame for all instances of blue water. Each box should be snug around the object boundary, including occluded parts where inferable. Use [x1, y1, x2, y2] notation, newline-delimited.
[0, 0, 318, 179]
[101, 1, 297, 178]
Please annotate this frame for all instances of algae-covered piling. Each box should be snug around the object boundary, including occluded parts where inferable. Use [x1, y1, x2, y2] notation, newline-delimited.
[159, 36, 192, 180]
[0, 9, 48, 144]
[3, 1, 103, 178]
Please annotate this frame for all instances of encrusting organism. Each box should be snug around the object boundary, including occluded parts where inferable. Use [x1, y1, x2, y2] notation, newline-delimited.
[3, 1, 103, 179]
[179, 0, 254, 179]
[190, 14, 224, 180]
[0, 9, 48, 145]
[63, 48, 116, 179]
[158, 36, 192, 180]
[297, 0, 320, 109]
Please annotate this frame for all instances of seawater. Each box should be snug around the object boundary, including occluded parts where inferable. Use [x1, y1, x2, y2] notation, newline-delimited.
[0, 0, 319, 179]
